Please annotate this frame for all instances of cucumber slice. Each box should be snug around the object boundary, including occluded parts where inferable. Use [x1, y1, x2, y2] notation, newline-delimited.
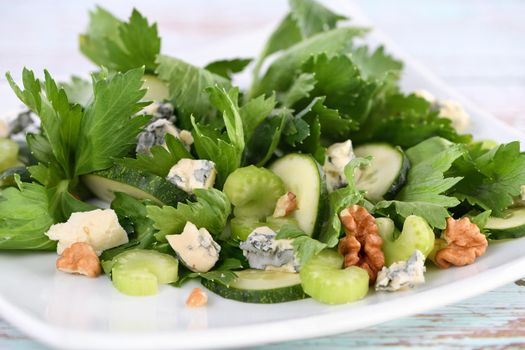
[485, 207, 525, 239]
[109, 249, 179, 296]
[0, 138, 19, 172]
[300, 250, 369, 304]
[201, 269, 307, 303]
[142, 74, 169, 102]
[354, 143, 409, 202]
[223, 166, 286, 220]
[270, 153, 327, 236]
[82, 164, 187, 206]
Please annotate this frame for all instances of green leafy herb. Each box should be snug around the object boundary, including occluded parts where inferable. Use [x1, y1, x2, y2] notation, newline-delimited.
[449, 142, 525, 216]
[118, 134, 192, 178]
[80, 7, 161, 72]
[319, 157, 371, 247]
[0, 177, 55, 250]
[156, 55, 231, 129]
[376, 140, 465, 229]
[251, 26, 368, 97]
[74, 68, 150, 175]
[276, 224, 327, 266]
[147, 188, 231, 241]
[204, 58, 252, 80]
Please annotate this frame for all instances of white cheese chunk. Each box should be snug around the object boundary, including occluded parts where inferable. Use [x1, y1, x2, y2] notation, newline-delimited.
[414, 90, 470, 132]
[7, 110, 41, 143]
[437, 100, 470, 133]
[375, 250, 426, 292]
[136, 119, 180, 154]
[240, 226, 298, 273]
[166, 159, 217, 193]
[166, 222, 220, 273]
[45, 209, 128, 256]
[323, 140, 355, 192]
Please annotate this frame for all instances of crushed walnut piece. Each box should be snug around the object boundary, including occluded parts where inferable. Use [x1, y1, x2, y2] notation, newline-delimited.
[337, 205, 385, 283]
[434, 217, 488, 269]
[273, 192, 298, 218]
[186, 287, 208, 308]
[56, 242, 101, 278]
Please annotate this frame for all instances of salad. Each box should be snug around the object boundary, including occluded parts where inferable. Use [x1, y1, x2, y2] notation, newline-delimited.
[1, 0, 525, 306]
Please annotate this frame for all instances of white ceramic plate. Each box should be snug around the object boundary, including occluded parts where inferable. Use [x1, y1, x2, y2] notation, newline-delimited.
[1, 2, 525, 350]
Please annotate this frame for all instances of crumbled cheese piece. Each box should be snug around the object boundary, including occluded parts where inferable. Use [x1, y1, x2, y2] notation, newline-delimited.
[375, 250, 426, 292]
[240, 226, 298, 273]
[436, 100, 470, 133]
[414, 89, 436, 103]
[166, 222, 220, 273]
[45, 209, 128, 256]
[166, 159, 217, 193]
[323, 140, 355, 192]
[141, 102, 176, 123]
[414, 90, 470, 132]
[136, 119, 180, 154]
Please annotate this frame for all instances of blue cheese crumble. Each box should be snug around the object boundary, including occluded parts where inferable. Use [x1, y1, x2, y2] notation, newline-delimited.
[166, 222, 220, 273]
[136, 119, 193, 154]
[375, 250, 426, 292]
[166, 159, 217, 193]
[414, 90, 470, 132]
[240, 226, 299, 273]
[323, 140, 355, 192]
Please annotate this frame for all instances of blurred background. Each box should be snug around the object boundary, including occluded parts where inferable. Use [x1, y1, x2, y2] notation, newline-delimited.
[1, 0, 524, 128]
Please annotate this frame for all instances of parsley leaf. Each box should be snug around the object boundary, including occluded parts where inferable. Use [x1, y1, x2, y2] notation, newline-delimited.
[351, 45, 403, 83]
[147, 188, 231, 241]
[0, 178, 55, 250]
[117, 134, 192, 178]
[80, 7, 160, 72]
[354, 93, 472, 147]
[204, 58, 252, 80]
[74, 68, 150, 175]
[252, 27, 368, 97]
[60, 76, 93, 107]
[376, 139, 465, 229]
[289, 0, 347, 38]
[319, 157, 371, 247]
[275, 224, 327, 267]
[240, 93, 277, 143]
[156, 55, 231, 129]
[300, 53, 376, 124]
[449, 142, 525, 216]
[279, 72, 316, 107]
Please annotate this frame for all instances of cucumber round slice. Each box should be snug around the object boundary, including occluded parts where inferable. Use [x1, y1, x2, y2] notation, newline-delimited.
[485, 207, 525, 239]
[82, 164, 187, 206]
[300, 250, 369, 305]
[270, 153, 327, 236]
[142, 74, 169, 102]
[223, 166, 286, 220]
[109, 249, 179, 296]
[354, 143, 409, 202]
[0, 138, 19, 172]
[202, 269, 307, 303]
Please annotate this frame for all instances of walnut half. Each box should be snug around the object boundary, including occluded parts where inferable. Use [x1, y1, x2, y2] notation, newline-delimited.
[337, 205, 385, 283]
[434, 217, 488, 269]
[273, 192, 298, 218]
[56, 242, 101, 278]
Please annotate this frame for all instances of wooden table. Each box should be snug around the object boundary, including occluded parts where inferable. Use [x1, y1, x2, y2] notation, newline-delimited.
[1, 1, 524, 348]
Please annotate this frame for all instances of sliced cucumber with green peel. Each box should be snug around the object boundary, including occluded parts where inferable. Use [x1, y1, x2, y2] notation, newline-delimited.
[354, 143, 409, 202]
[270, 153, 327, 236]
[82, 164, 187, 206]
[109, 249, 179, 296]
[223, 166, 286, 220]
[485, 207, 525, 239]
[300, 249, 369, 304]
[0, 138, 19, 172]
[202, 269, 307, 303]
